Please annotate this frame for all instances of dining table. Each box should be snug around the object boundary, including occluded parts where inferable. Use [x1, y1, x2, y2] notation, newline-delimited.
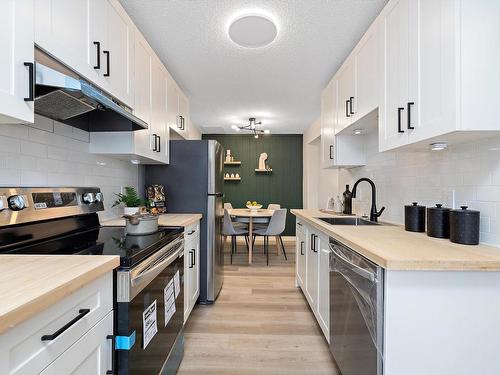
[227, 208, 275, 264]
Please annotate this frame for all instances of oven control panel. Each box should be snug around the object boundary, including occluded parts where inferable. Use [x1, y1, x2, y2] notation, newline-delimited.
[0, 187, 105, 226]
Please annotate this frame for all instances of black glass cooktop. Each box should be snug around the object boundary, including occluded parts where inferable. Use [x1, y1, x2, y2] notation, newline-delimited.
[0, 214, 183, 268]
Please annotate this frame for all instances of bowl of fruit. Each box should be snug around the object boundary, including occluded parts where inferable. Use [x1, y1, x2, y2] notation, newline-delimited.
[246, 201, 262, 211]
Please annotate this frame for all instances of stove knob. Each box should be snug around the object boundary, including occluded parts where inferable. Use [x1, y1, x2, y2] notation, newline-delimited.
[82, 192, 95, 204]
[94, 192, 103, 203]
[8, 195, 27, 211]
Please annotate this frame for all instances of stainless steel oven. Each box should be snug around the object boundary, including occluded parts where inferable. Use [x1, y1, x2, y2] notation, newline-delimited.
[329, 237, 384, 375]
[116, 236, 185, 375]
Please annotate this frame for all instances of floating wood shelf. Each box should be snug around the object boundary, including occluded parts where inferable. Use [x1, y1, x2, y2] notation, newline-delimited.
[255, 169, 272, 172]
[224, 161, 241, 165]
[224, 177, 241, 181]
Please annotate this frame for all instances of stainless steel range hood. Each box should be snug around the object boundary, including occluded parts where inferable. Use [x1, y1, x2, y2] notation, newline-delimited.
[34, 50, 147, 132]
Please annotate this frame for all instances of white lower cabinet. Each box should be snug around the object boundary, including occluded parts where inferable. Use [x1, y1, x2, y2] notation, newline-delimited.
[296, 221, 330, 342]
[0, 0, 34, 124]
[184, 220, 200, 322]
[0, 272, 114, 375]
[39, 311, 113, 375]
[295, 221, 307, 288]
[317, 233, 330, 340]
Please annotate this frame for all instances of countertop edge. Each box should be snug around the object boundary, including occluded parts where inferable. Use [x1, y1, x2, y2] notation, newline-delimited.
[101, 213, 202, 228]
[291, 209, 500, 271]
[0, 255, 120, 334]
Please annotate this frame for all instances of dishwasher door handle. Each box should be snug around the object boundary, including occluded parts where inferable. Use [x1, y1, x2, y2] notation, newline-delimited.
[329, 244, 376, 282]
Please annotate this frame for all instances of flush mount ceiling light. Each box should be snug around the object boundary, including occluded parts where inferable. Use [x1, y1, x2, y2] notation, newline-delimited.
[430, 142, 448, 151]
[232, 117, 270, 138]
[228, 13, 278, 48]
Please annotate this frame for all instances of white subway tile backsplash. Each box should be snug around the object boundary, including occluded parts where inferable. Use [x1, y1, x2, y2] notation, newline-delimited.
[0, 117, 139, 219]
[340, 133, 500, 247]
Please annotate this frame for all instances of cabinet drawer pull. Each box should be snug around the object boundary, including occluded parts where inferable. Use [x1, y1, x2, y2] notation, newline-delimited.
[157, 135, 161, 153]
[300, 241, 304, 255]
[189, 249, 194, 268]
[152, 133, 158, 151]
[297, 222, 302, 226]
[407, 102, 414, 129]
[345, 100, 350, 118]
[349, 96, 355, 115]
[188, 230, 195, 235]
[192, 248, 196, 266]
[329, 145, 334, 160]
[310, 234, 316, 252]
[93, 41, 101, 69]
[24, 62, 34, 102]
[103, 50, 110, 77]
[398, 107, 404, 133]
[41, 309, 90, 341]
[106, 335, 115, 374]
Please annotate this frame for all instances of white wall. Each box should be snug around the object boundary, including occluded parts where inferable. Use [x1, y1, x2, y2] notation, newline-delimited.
[339, 133, 500, 247]
[0, 115, 139, 220]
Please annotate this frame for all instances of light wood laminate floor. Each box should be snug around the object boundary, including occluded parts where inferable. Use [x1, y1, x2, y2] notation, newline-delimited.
[178, 238, 339, 375]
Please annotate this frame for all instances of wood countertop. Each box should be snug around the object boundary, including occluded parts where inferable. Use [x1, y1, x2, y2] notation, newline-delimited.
[101, 213, 202, 228]
[291, 209, 500, 271]
[0, 255, 119, 334]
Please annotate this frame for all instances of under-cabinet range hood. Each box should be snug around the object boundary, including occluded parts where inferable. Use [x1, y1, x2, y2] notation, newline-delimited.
[34, 49, 147, 132]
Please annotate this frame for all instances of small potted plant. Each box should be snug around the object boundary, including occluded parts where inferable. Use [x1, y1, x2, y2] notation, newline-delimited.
[113, 187, 146, 215]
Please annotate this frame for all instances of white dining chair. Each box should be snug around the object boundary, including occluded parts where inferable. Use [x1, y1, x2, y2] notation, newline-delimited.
[253, 209, 288, 265]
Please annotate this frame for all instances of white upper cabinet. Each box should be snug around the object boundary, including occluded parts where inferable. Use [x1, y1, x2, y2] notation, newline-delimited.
[150, 56, 169, 164]
[103, 0, 134, 107]
[321, 80, 336, 168]
[336, 59, 356, 134]
[35, 0, 134, 108]
[354, 24, 381, 122]
[0, 0, 34, 124]
[380, 0, 410, 151]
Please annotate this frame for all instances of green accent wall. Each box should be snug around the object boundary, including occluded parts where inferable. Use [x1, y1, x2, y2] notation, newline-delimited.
[202, 134, 303, 235]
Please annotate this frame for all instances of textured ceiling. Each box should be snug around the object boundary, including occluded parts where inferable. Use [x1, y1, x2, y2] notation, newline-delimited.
[119, 0, 388, 134]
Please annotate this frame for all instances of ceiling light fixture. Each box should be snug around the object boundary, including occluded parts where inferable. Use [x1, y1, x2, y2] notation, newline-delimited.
[233, 117, 270, 138]
[130, 159, 141, 165]
[430, 142, 448, 151]
[228, 12, 278, 48]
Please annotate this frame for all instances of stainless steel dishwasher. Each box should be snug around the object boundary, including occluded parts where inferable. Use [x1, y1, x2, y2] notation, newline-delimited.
[329, 237, 384, 375]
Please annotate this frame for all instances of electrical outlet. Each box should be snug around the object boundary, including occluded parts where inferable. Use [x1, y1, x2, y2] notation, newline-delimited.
[442, 189, 456, 208]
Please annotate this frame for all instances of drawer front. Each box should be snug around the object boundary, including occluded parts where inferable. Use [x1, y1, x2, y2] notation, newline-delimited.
[184, 221, 200, 245]
[0, 272, 113, 375]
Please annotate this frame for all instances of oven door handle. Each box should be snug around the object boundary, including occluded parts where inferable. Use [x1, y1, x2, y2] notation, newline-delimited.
[131, 246, 182, 289]
[329, 244, 376, 282]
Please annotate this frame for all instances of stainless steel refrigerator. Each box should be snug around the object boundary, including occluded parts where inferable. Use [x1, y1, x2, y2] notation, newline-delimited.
[145, 140, 224, 303]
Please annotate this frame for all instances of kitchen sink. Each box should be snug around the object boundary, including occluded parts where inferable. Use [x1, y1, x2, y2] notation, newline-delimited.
[318, 217, 380, 226]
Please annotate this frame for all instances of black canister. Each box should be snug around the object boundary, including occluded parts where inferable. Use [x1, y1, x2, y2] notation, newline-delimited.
[405, 202, 426, 232]
[427, 204, 451, 238]
[450, 206, 480, 245]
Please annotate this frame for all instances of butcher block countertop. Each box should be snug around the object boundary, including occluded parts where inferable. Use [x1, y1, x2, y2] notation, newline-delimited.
[0, 255, 119, 334]
[101, 213, 202, 228]
[292, 209, 500, 271]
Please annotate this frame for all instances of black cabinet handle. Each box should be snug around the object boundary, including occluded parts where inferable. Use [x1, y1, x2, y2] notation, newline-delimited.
[180, 116, 185, 130]
[24, 62, 34, 102]
[93, 41, 101, 69]
[188, 230, 195, 235]
[189, 250, 194, 268]
[157, 135, 161, 153]
[300, 241, 304, 255]
[349, 97, 355, 115]
[106, 335, 115, 375]
[103, 50, 110, 77]
[192, 248, 196, 266]
[297, 222, 302, 226]
[311, 234, 317, 252]
[345, 100, 350, 118]
[152, 133, 158, 151]
[407, 102, 414, 130]
[398, 107, 404, 133]
[329, 145, 334, 160]
[41, 309, 90, 341]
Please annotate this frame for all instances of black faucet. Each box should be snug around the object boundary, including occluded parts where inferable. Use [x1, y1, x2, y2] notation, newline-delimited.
[351, 178, 385, 222]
